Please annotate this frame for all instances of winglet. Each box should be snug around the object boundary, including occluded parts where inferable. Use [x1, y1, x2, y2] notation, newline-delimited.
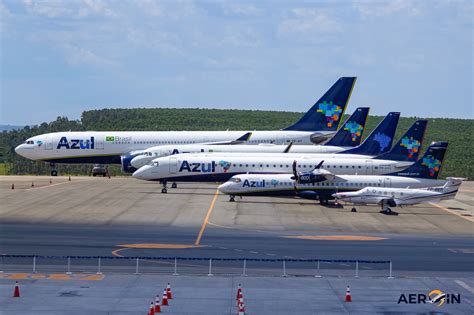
[283, 142, 293, 153]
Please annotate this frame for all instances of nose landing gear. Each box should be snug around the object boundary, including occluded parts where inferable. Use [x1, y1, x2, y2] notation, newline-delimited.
[49, 162, 58, 176]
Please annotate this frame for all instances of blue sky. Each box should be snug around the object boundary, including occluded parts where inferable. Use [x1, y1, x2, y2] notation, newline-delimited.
[1, 0, 472, 125]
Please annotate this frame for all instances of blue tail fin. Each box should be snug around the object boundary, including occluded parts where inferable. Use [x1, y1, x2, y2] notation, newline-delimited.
[324, 107, 369, 147]
[389, 142, 448, 179]
[339, 112, 400, 156]
[283, 77, 356, 131]
[374, 120, 428, 161]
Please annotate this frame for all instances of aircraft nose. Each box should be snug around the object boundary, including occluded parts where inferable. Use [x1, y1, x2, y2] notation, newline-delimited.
[217, 182, 230, 194]
[15, 144, 24, 156]
[132, 166, 151, 180]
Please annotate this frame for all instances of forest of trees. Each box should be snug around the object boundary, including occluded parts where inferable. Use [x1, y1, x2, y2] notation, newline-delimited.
[1, 108, 472, 179]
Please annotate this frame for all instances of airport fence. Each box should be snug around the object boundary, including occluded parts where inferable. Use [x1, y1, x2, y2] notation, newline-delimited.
[0, 255, 394, 278]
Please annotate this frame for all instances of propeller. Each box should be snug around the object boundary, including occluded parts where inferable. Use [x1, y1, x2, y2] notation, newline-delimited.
[292, 160, 298, 180]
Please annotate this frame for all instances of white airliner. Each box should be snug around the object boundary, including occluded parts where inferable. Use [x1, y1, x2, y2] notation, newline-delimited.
[332, 177, 463, 214]
[15, 77, 356, 175]
[132, 117, 428, 192]
[130, 107, 371, 169]
[217, 142, 450, 212]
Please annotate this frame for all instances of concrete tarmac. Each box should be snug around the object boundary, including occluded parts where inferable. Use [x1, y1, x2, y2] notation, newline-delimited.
[0, 176, 473, 275]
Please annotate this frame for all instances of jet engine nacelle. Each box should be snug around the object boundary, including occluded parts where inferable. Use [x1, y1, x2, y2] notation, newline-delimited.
[296, 190, 320, 200]
[121, 152, 141, 173]
[310, 132, 332, 145]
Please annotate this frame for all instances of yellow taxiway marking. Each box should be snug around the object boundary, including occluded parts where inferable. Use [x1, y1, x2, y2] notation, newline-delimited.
[284, 235, 387, 241]
[194, 189, 219, 246]
[48, 274, 72, 280]
[118, 243, 204, 249]
[429, 202, 474, 223]
[6, 273, 29, 279]
[0, 273, 104, 281]
[80, 274, 104, 281]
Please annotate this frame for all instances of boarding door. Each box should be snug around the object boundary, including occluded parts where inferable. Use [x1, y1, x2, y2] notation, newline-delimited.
[45, 136, 53, 150]
[169, 157, 178, 174]
[365, 160, 373, 175]
[95, 135, 104, 150]
[384, 177, 392, 188]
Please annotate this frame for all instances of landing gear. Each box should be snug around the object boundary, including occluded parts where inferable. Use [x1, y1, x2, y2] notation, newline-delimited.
[229, 195, 235, 202]
[49, 162, 58, 176]
[161, 181, 168, 194]
[380, 201, 398, 216]
[351, 207, 357, 213]
[171, 182, 177, 189]
[319, 198, 329, 205]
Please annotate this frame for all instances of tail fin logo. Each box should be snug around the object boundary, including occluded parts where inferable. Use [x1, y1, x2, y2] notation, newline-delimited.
[400, 137, 421, 158]
[374, 133, 391, 151]
[421, 155, 441, 177]
[343, 121, 363, 142]
[317, 101, 342, 127]
[219, 160, 231, 173]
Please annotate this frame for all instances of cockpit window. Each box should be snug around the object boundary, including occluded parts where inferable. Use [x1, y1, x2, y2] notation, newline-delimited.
[25, 140, 34, 144]
[231, 178, 241, 183]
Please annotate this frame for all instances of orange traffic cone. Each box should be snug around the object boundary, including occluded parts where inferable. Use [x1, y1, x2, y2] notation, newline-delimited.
[148, 301, 155, 315]
[345, 285, 352, 302]
[236, 284, 242, 300]
[162, 289, 168, 306]
[31, 182, 34, 187]
[13, 281, 20, 297]
[11, 184, 14, 190]
[68, 176, 71, 181]
[49, 178, 52, 184]
[166, 283, 173, 299]
[154, 295, 161, 313]
[237, 302, 246, 315]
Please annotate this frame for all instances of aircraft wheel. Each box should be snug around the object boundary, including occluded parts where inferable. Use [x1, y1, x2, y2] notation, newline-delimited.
[161, 188, 167, 194]
[51, 170, 58, 176]
[351, 207, 357, 212]
[319, 198, 328, 205]
[171, 182, 177, 189]
[229, 196, 235, 202]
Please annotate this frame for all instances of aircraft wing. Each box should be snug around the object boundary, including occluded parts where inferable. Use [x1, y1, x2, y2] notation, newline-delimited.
[206, 132, 252, 145]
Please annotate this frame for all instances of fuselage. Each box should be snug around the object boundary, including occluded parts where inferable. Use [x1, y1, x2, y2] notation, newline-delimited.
[333, 186, 458, 206]
[130, 143, 357, 169]
[14, 130, 324, 164]
[132, 152, 414, 182]
[217, 174, 446, 198]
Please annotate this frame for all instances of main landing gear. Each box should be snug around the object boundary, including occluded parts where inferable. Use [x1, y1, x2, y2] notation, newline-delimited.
[319, 198, 329, 205]
[49, 162, 58, 176]
[229, 195, 235, 202]
[351, 207, 357, 213]
[171, 182, 177, 189]
[380, 201, 398, 216]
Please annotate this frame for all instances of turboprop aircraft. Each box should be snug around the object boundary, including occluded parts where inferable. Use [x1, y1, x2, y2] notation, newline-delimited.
[15, 77, 356, 176]
[332, 177, 463, 215]
[132, 113, 429, 192]
[217, 142, 449, 212]
[130, 107, 370, 169]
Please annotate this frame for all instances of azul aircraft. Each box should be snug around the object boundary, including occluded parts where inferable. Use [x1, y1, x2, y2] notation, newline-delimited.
[217, 142, 450, 211]
[130, 107, 370, 169]
[132, 116, 428, 193]
[15, 77, 356, 176]
[332, 177, 463, 214]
